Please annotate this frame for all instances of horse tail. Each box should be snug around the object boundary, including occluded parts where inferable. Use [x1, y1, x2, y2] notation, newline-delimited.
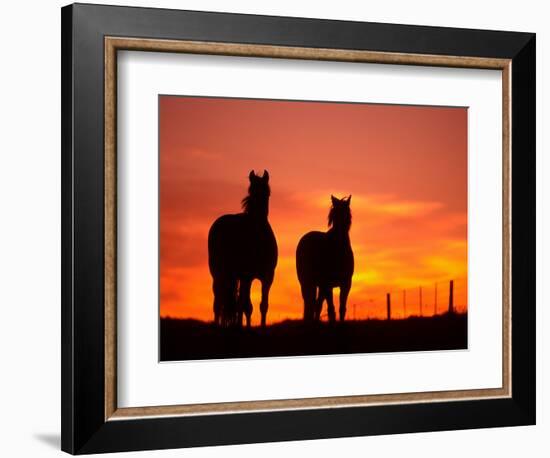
[296, 231, 324, 322]
[208, 215, 239, 326]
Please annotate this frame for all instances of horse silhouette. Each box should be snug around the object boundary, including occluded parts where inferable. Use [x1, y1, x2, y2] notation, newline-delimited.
[296, 195, 354, 323]
[208, 170, 278, 327]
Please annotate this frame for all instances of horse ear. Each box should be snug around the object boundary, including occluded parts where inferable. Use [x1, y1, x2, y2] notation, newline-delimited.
[249, 170, 256, 182]
[346, 195, 352, 205]
[331, 195, 338, 206]
[262, 170, 269, 182]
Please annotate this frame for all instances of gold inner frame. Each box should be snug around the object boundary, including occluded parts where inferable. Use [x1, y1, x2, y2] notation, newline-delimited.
[104, 37, 512, 421]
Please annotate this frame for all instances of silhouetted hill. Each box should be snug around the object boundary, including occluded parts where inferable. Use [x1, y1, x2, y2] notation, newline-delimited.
[160, 313, 467, 361]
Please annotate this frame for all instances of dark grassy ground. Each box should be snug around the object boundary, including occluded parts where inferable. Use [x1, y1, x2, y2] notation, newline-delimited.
[160, 312, 467, 361]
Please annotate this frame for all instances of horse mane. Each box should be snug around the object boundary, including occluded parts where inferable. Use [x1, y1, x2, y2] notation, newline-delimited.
[328, 205, 352, 231]
[241, 195, 253, 213]
[241, 183, 270, 215]
[328, 207, 335, 227]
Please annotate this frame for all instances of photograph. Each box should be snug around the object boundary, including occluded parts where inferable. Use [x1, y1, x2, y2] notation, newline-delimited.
[159, 95, 469, 361]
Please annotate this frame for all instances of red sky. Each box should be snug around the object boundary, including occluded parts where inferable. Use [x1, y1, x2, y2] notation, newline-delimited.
[160, 96, 467, 324]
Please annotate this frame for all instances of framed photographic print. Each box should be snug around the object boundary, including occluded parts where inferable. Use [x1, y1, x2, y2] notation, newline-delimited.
[61, 3, 536, 454]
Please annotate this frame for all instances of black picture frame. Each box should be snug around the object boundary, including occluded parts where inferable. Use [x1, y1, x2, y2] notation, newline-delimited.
[61, 3, 535, 454]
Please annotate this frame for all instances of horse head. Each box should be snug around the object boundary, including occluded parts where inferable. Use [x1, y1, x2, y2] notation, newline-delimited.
[328, 195, 352, 232]
[242, 170, 271, 218]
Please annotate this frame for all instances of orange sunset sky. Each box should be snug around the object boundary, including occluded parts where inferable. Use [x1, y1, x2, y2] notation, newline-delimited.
[160, 96, 468, 325]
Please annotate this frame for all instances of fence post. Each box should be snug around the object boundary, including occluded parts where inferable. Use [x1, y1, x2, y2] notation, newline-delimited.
[434, 283, 438, 316]
[403, 290, 406, 318]
[386, 293, 391, 320]
[419, 286, 423, 316]
[449, 280, 454, 314]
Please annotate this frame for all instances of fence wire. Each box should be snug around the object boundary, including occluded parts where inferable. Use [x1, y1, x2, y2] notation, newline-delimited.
[323, 277, 467, 321]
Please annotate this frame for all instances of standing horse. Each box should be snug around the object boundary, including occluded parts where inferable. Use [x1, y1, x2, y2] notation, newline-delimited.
[208, 170, 278, 327]
[296, 195, 354, 323]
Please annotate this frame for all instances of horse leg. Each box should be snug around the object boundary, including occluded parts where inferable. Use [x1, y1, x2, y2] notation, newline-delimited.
[213, 297, 221, 326]
[230, 278, 239, 326]
[238, 278, 253, 328]
[220, 277, 238, 327]
[339, 281, 351, 321]
[322, 286, 336, 323]
[236, 279, 244, 327]
[314, 287, 324, 322]
[260, 272, 274, 328]
[300, 283, 314, 322]
[212, 277, 223, 325]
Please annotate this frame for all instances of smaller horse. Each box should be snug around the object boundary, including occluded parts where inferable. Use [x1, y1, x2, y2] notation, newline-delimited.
[296, 195, 354, 323]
